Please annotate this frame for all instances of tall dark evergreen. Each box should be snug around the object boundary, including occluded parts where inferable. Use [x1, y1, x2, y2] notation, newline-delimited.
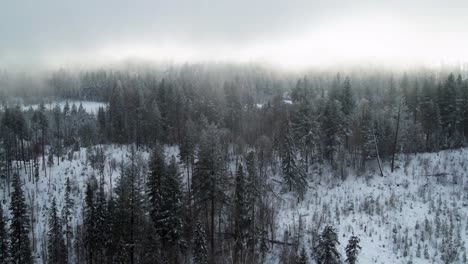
[345, 236, 361, 264]
[109, 80, 127, 144]
[280, 115, 306, 196]
[321, 98, 345, 165]
[47, 198, 67, 264]
[62, 177, 74, 257]
[314, 226, 340, 264]
[9, 173, 32, 264]
[94, 181, 109, 263]
[341, 77, 355, 116]
[245, 151, 258, 257]
[147, 149, 183, 263]
[192, 123, 228, 262]
[83, 177, 97, 264]
[113, 147, 145, 264]
[0, 205, 9, 264]
[193, 221, 208, 264]
[233, 164, 249, 264]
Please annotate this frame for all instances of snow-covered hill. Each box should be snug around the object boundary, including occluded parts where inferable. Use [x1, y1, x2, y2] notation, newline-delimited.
[269, 149, 468, 263]
[1, 146, 467, 263]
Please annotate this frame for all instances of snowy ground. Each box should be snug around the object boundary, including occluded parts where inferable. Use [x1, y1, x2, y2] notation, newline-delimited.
[1, 146, 467, 263]
[268, 149, 468, 263]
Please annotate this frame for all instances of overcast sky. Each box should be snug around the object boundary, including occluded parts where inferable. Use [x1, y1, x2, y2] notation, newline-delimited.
[1, 0, 468, 70]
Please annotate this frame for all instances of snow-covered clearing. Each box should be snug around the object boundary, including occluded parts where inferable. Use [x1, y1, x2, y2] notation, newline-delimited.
[268, 149, 468, 263]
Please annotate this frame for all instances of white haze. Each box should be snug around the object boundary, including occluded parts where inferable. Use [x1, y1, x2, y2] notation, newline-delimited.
[1, 0, 468, 70]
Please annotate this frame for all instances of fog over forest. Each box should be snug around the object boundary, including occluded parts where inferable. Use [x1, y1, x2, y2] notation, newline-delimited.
[1, 1, 468, 264]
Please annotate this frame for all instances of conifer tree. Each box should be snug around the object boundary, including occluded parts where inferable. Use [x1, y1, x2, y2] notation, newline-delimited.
[345, 236, 361, 264]
[233, 164, 249, 264]
[113, 147, 144, 264]
[314, 226, 340, 264]
[280, 116, 306, 196]
[321, 98, 345, 166]
[83, 177, 97, 264]
[193, 221, 208, 264]
[9, 173, 32, 264]
[94, 181, 108, 262]
[62, 177, 74, 257]
[192, 123, 228, 261]
[148, 149, 183, 263]
[47, 198, 67, 264]
[0, 205, 9, 264]
[245, 151, 258, 256]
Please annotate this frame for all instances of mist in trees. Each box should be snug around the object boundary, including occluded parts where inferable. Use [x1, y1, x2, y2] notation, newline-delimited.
[0, 64, 467, 263]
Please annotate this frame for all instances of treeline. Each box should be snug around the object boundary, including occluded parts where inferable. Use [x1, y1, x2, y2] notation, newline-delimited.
[2, 68, 468, 204]
[0, 102, 97, 194]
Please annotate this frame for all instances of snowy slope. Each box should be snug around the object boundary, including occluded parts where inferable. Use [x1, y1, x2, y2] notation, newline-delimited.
[269, 149, 468, 263]
[1, 146, 467, 263]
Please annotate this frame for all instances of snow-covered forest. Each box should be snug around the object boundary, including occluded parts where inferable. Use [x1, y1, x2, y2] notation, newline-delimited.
[0, 65, 467, 264]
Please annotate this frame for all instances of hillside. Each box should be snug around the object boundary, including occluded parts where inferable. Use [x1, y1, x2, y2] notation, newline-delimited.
[2, 145, 467, 263]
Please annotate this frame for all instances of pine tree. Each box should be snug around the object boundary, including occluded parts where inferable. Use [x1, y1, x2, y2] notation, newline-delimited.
[52, 104, 62, 165]
[33, 159, 39, 185]
[193, 221, 208, 264]
[9, 173, 33, 264]
[341, 76, 355, 116]
[280, 116, 306, 196]
[321, 99, 345, 165]
[179, 118, 197, 190]
[94, 181, 108, 263]
[62, 177, 74, 257]
[245, 151, 258, 257]
[113, 147, 145, 264]
[345, 236, 361, 264]
[314, 226, 340, 264]
[83, 177, 97, 264]
[109, 80, 127, 144]
[47, 198, 67, 264]
[192, 123, 228, 261]
[0, 205, 9, 264]
[233, 164, 249, 264]
[97, 106, 107, 142]
[147, 149, 183, 262]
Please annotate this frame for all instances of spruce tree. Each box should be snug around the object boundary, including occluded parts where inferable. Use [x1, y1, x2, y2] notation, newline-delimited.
[192, 123, 229, 261]
[94, 181, 108, 262]
[83, 177, 97, 264]
[193, 221, 208, 264]
[62, 177, 74, 257]
[47, 198, 67, 264]
[245, 151, 257, 255]
[113, 147, 144, 264]
[345, 236, 361, 264]
[233, 164, 249, 264]
[314, 226, 340, 264]
[321, 99, 345, 165]
[341, 77, 355, 116]
[148, 149, 183, 262]
[280, 116, 306, 196]
[9, 173, 32, 264]
[109, 80, 127, 144]
[0, 205, 9, 264]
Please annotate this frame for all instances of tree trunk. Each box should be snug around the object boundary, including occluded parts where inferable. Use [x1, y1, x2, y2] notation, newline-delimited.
[391, 101, 402, 173]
